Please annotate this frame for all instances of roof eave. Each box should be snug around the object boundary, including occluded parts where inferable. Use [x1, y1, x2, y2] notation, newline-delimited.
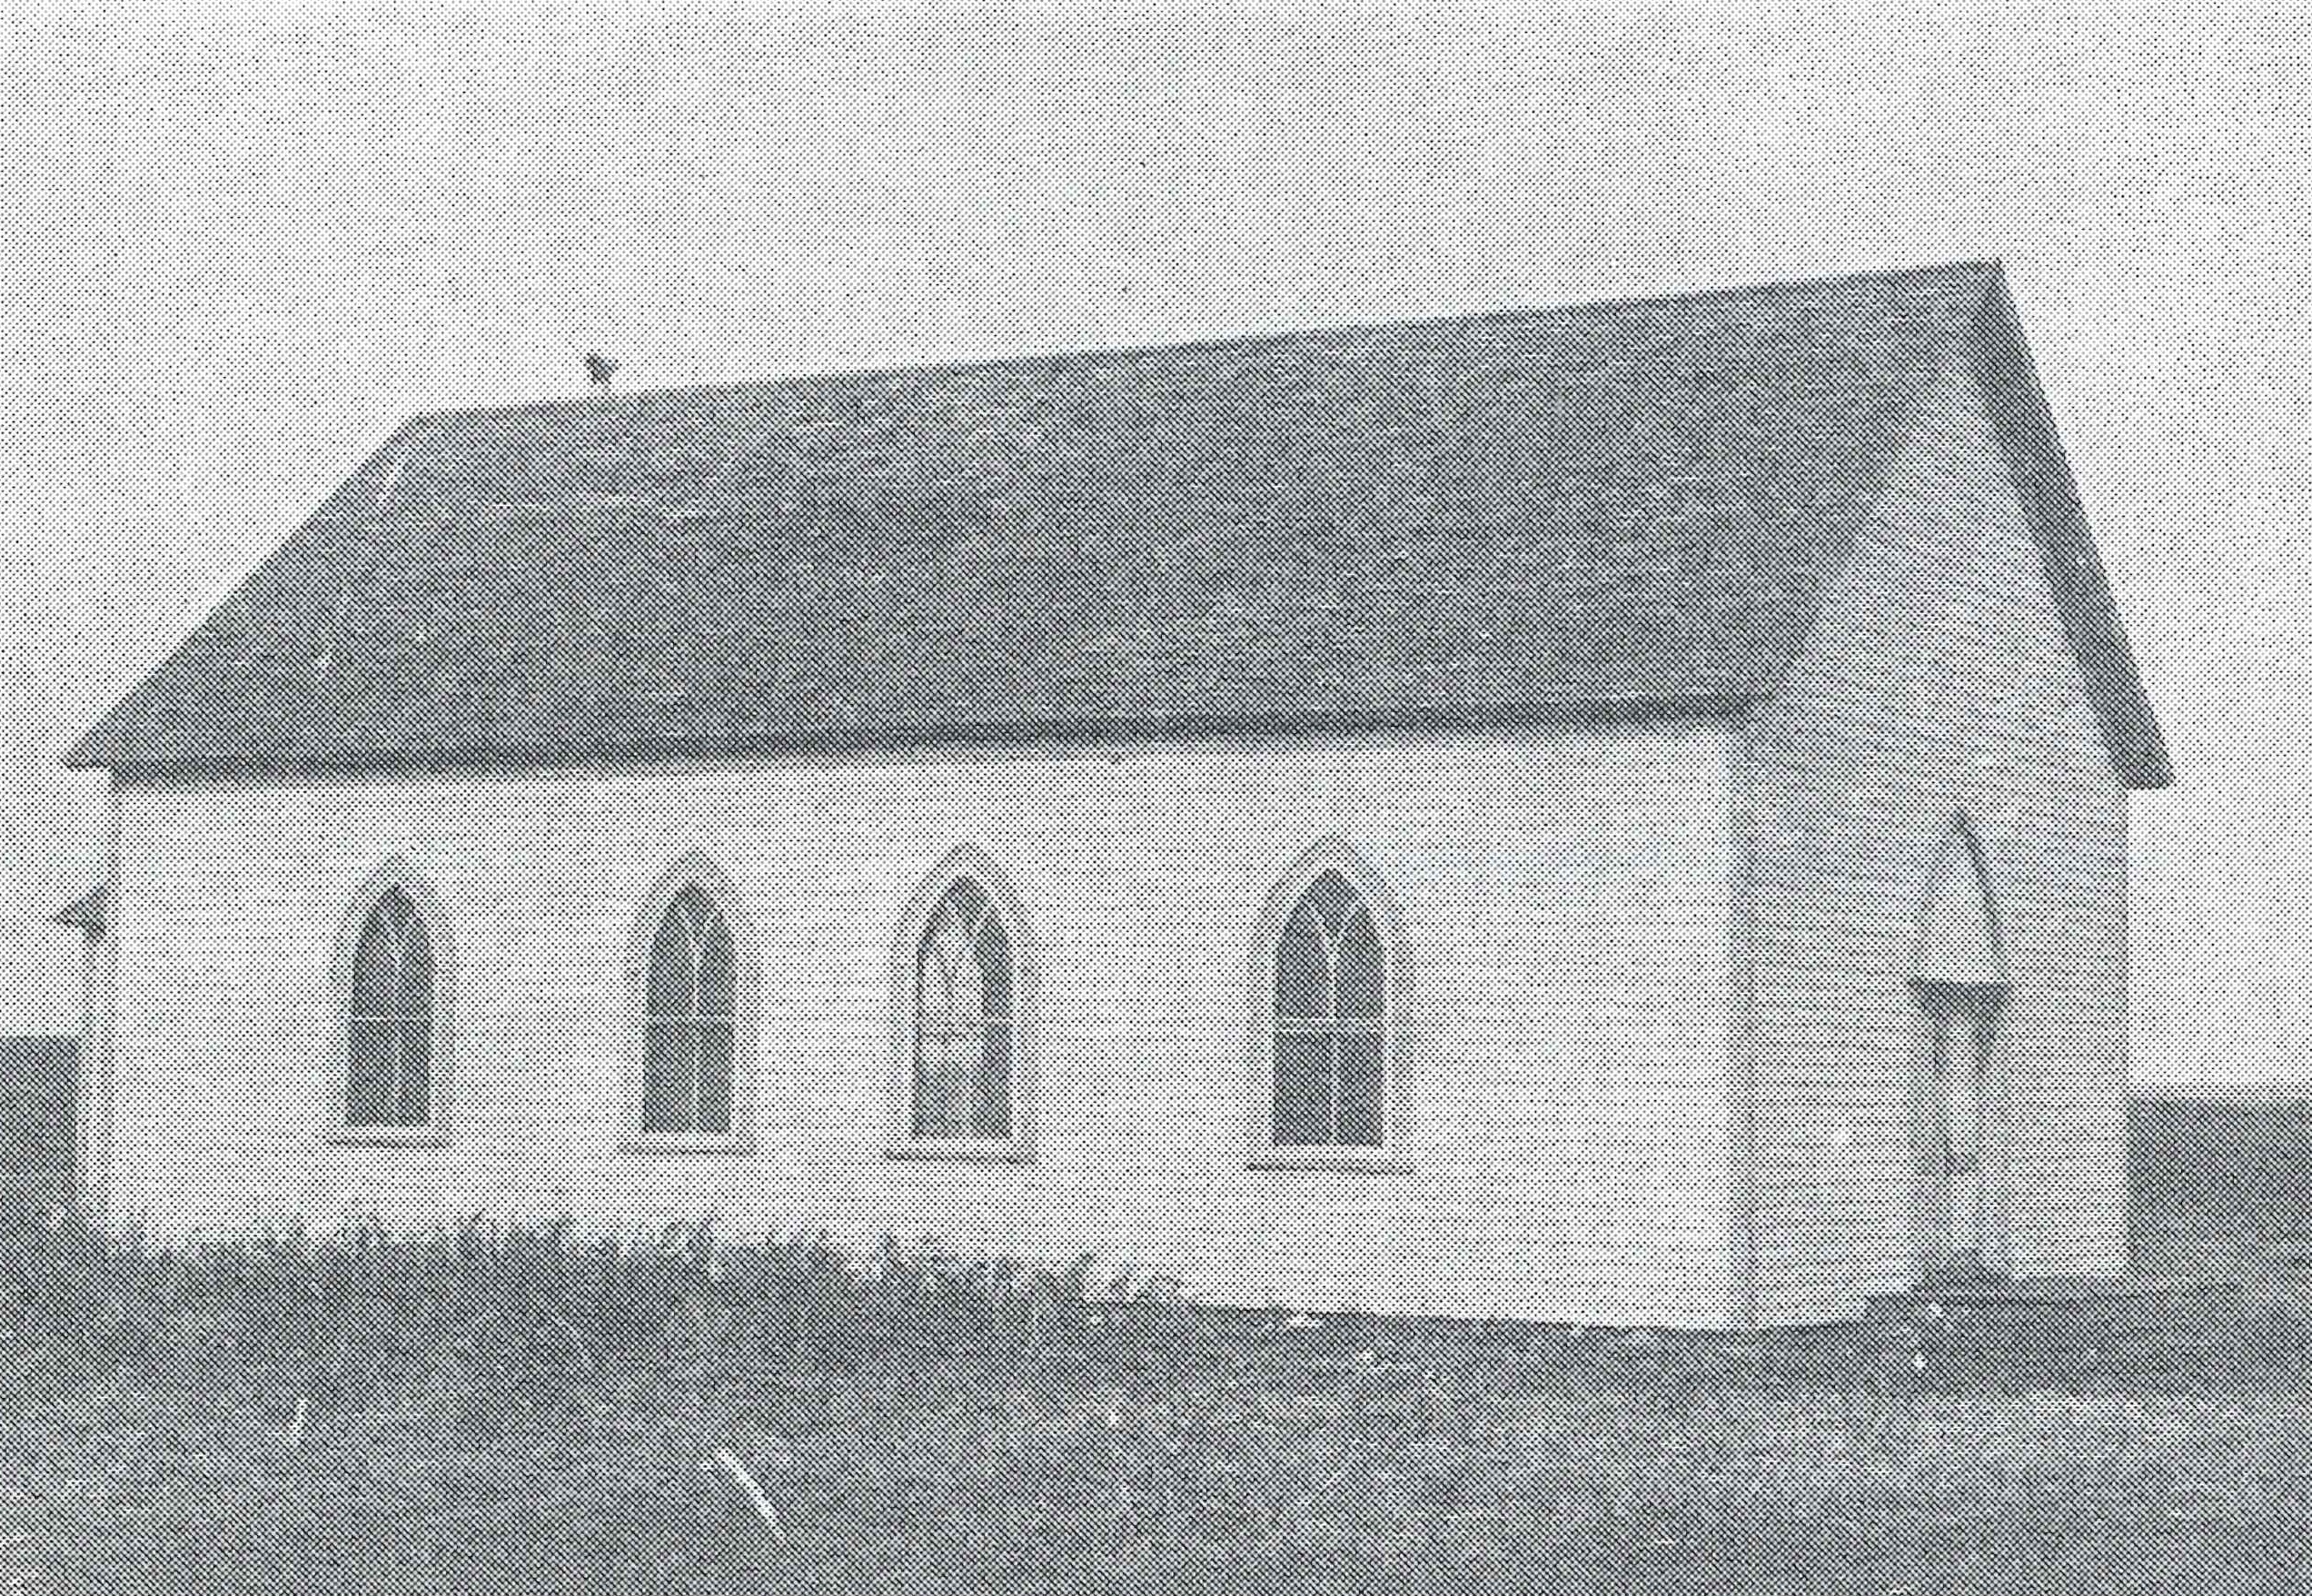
[74, 692, 1764, 782]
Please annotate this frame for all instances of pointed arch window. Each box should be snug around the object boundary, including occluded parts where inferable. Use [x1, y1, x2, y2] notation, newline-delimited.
[912, 877, 1014, 1140]
[1269, 867, 1387, 1148]
[892, 848, 1035, 1161]
[347, 886, 436, 1130]
[1916, 820, 2004, 987]
[1910, 816, 2010, 1276]
[641, 883, 738, 1138]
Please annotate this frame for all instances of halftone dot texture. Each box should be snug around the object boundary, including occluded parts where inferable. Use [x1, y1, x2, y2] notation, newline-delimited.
[26, 260, 2198, 1592]
[66, 261, 2163, 788]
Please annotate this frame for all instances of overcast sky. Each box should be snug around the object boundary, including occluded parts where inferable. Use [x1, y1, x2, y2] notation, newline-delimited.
[0, 1, 2303, 1088]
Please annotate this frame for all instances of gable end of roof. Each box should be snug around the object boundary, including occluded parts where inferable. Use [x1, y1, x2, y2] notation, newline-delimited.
[1970, 268, 2173, 789]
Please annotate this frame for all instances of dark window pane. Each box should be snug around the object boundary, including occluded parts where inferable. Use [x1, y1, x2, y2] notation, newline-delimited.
[698, 907, 735, 1018]
[397, 912, 433, 1020]
[976, 916, 1012, 1023]
[351, 903, 398, 1016]
[973, 1024, 1010, 1139]
[641, 1018, 688, 1134]
[918, 899, 979, 1035]
[918, 877, 1016, 1136]
[1336, 902, 1384, 1020]
[395, 1017, 431, 1125]
[353, 891, 427, 1007]
[1274, 899, 1326, 1021]
[348, 887, 437, 1127]
[947, 877, 988, 926]
[1273, 1033, 1331, 1146]
[899, 876, 1024, 1141]
[647, 910, 693, 1020]
[1266, 866, 1391, 1149]
[914, 1025, 969, 1138]
[676, 1021, 702, 1132]
[1306, 870, 1354, 935]
[695, 1022, 734, 1135]
[1335, 1032, 1384, 1146]
[640, 883, 741, 1135]
[399, 959, 432, 1023]
[348, 1016, 393, 1126]
[920, 890, 957, 991]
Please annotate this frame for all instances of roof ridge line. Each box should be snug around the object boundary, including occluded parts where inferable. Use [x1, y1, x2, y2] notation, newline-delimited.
[404, 259, 2006, 433]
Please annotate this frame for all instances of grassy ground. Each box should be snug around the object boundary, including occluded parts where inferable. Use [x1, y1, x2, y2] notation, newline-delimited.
[3, 1215, 2312, 1595]
[0, 1037, 73, 1219]
[0, 1095, 2304, 1592]
[2130, 1095, 2312, 1278]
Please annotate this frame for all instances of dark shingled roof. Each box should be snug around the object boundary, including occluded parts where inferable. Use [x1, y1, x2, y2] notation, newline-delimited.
[68, 260, 2169, 787]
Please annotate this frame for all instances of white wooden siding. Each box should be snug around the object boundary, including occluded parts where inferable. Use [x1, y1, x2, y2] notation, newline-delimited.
[98, 718, 1737, 1326]
[1735, 355, 2130, 1325]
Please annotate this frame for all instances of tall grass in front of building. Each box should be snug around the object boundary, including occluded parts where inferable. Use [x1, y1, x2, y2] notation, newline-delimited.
[0, 1210, 1119, 1443]
[5, 1105, 2312, 1591]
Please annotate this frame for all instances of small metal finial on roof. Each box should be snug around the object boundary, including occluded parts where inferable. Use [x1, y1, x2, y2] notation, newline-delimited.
[585, 352, 619, 390]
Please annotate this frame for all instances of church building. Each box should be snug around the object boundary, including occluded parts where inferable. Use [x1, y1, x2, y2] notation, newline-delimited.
[58, 261, 2170, 1326]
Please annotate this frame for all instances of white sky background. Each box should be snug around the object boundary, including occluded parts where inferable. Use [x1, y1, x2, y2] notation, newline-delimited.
[0, 1, 2302, 1090]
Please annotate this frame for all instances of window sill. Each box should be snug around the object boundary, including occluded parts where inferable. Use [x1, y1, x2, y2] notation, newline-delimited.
[1248, 1147, 1412, 1175]
[887, 1136, 1033, 1165]
[622, 1134, 755, 1156]
[330, 1125, 448, 1149]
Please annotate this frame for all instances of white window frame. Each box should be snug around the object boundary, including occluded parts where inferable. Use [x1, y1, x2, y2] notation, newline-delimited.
[327, 856, 452, 1146]
[1247, 837, 1411, 1173]
[888, 844, 1037, 1164]
[623, 851, 758, 1155]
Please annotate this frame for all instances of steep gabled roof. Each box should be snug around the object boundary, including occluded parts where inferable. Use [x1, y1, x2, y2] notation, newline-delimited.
[67, 260, 2169, 787]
